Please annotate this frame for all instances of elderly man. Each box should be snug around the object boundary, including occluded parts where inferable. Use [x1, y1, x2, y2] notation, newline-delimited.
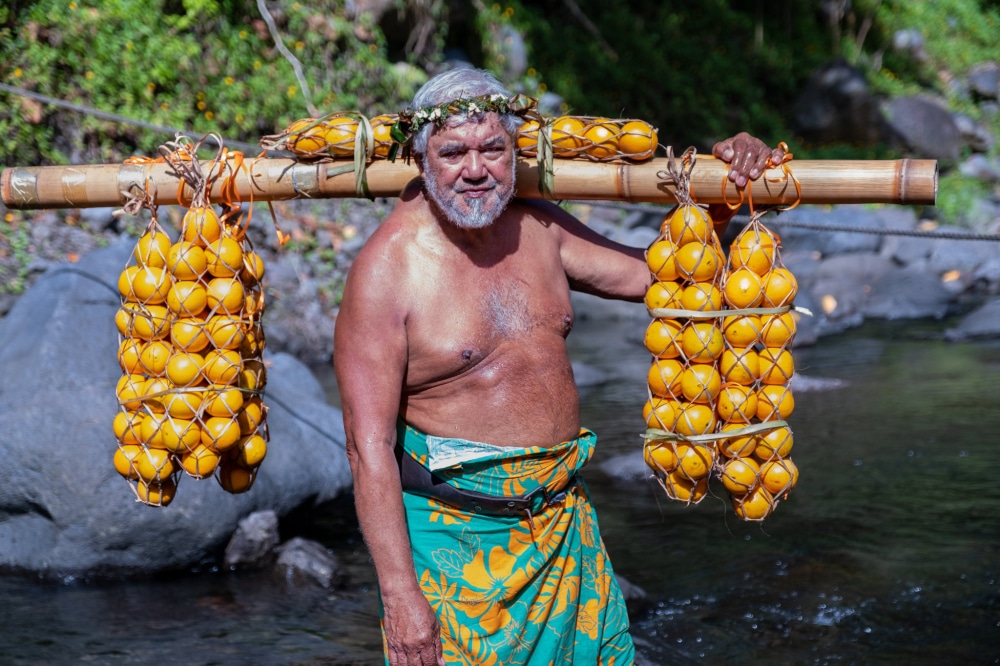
[334, 68, 784, 665]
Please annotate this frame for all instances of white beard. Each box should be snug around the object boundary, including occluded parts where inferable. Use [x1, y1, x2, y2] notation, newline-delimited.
[423, 153, 517, 229]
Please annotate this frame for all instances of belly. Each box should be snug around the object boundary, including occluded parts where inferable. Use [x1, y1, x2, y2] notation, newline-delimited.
[402, 340, 581, 447]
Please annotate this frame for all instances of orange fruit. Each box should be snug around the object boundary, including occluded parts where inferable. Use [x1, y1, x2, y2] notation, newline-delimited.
[139, 340, 172, 377]
[754, 425, 794, 460]
[203, 386, 245, 418]
[205, 277, 245, 315]
[115, 306, 133, 336]
[723, 268, 764, 309]
[720, 457, 760, 495]
[203, 349, 242, 385]
[644, 318, 683, 359]
[134, 230, 172, 268]
[370, 114, 395, 158]
[733, 486, 774, 520]
[240, 324, 266, 358]
[681, 362, 722, 404]
[136, 478, 177, 506]
[237, 397, 266, 435]
[583, 119, 618, 159]
[760, 312, 797, 347]
[762, 268, 798, 307]
[719, 347, 760, 386]
[205, 315, 246, 350]
[243, 287, 265, 319]
[201, 416, 242, 452]
[134, 446, 175, 483]
[130, 304, 171, 341]
[163, 388, 203, 421]
[643, 397, 680, 431]
[116, 374, 146, 411]
[731, 227, 777, 276]
[167, 241, 207, 281]
[716, 383, 758, 423]
[182, 206, 222, 247]
[759, 347, 794, 385]
[646, 240, 679, 282]
[118, 338, 145, 375]
[550, 116, 586, 157]
[517, 119, 540, 155]
[675, 442, 714, 481]
[718, 422, 757, 458]
[166, 350, 204, 388]
[647, 358, 684, 399]
[235, 434, 268, 468]
[113, 411, 145, 447]
[644, 281, 682, 310]
[675, 242, 722, 282]
[159, 417, 201, 454]
[756, 385, 794, 421]
[321, 116, 359, 156]
[241, 251, 265, 285]
[181, 443, 222, 479]
[680, 322, 724, 363]
[644, 439, 678, 473]
[171, 317, 210, 353]
[166, 280, 208, 318]
[679, 283, 723, 312]
[140, 377, 173, 415]
[127, 266, 170, 304]
[218, 460, 256, 494]
[618, 120, 657, 160]
[239, 359, 267, 391]
[664, 469, 708, 503]
[204, 236, 244, 278]
[286, 117, 324, 153]
[117, 266, 140, 301]
[673, 402, 716, 436]
[668, 205, 714, 246]
[113, 443, 143, 480]
[760, 458, 799, 496]
[722, 314, 762, 347]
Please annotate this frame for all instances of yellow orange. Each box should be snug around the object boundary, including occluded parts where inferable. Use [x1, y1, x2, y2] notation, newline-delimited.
[731, 227, 777, 275]
[644, 318, 683, 359]
[206, 277, 245, 314]
[139, 340, 172, 377]
[171, 317, 210, 353]
[643, 439, 678, 473]
[754, 425, 794, 460]
[583, 119, 618, 159]
[723, 268, 764, 309]
[201, 416, 241, 452]
[116, 374, 146, 411]
[115, 306, 133, 337]
[721, 457, 760, 495]
[760, 458, 799, 496]
[759, 347, 794, 385]
[131, 304, 171, 341]
[239, 359, 267, 391]
[117, 266, 140, 301]
[203, 386, 245, 418]
[618, 120, 657, 160]
[668, 205, 714, 246]
[134, 446, 175, 483]
[166, 280, 208, 318]
[647, 358, 684, 399]
[167, 241, 207, 281]
[517, 119, 540, 156]
[241, 251, 265, 284]
[675, 242, 722, 282]
[720, 347, 759, 386]
[675, 442, 714, 481]
[203, 349, 242, 385]
[718, 422, 757, 458]
[118, 338, 145, 375]
[760, 312, 797, 347]
[643, 397, 679, 431]
[204, 236, 243, 278]
[140, 377, 172, 415]
[181, 443, 221, 479]
[321, 116, 359, 156]
[127, 266, 170, 305]
[762, 268, 798, 307]
[205, 315, 246, 350]
[182, 206, 222, 247]
[237, 397, 266, 435]
[716, 383, 758, 423]
[159, 417, 202, 454]
[136, 478, 177, 506]
[218, 460, 256, 494]
[644, 281, 682, 311]
[166, 350, 204, 387]
[236, 434, 268, 468]
[286, 118, 324, 154]
[756, 385, 794, 421]
[550, 116, 585, 157]
[673, 402, 716, 436]
[134, 230, 172, 268]
[680, 322, 724, 362]
[733, 486, 774, 520]
[679, 283, 723, 312]
[646, 240, 679, 282]
[664, 469, 708, 503]
[113, 443, 143, 480]
[163, 388, 203, 420]
[370, 115, 395, 158]
[680, 362, 722, 404]
[723, 314, 762, 347]
[113, 410, 145, 447]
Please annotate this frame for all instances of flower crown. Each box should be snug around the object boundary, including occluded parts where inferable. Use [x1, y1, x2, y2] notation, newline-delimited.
[389, 93, 541, 162]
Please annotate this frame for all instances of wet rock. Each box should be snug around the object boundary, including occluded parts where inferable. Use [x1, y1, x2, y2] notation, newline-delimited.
[274, 537, 345, 588]
[0, 241, 352, 577]
[616, 573, 651, 617]
[953, 113, 996, 154]
[792, 59, 890, 146]
[944, 296, 1000, 340]
[863, 265, 952, 319]
[885, 96, 963, 163]
[770, 205, 884, 256]
[968, 61, 1000, 101]
[927, 230, 1000, 289]
[959, 154, 1000, 183]
[224, 511, 281, 570]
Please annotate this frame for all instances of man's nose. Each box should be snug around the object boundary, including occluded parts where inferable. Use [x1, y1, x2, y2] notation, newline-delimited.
[462, 151, 486, 179]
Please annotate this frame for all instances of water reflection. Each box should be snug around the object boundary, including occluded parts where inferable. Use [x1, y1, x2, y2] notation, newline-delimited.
[1, 319, 997, 664]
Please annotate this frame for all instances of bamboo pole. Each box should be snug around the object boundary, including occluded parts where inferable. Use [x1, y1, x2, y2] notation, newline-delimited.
[1, 156, 937, 210]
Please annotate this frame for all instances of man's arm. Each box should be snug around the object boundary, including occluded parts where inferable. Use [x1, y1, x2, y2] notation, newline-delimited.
[333, 239, 445, 666]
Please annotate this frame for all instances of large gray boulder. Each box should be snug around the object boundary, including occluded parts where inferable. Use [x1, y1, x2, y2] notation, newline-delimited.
[944, 296, 1000, 340]
[0, 240, 352, 578]
[885, 96, 964, 163]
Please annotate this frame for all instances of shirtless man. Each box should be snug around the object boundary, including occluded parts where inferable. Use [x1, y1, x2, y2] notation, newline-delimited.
[334, 68, 784, 665]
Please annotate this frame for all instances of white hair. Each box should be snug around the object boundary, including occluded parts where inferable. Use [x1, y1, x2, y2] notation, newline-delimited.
[410, 68, 523, 157]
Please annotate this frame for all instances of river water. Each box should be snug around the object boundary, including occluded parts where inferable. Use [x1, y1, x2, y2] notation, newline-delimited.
[1, 317, 998, 665]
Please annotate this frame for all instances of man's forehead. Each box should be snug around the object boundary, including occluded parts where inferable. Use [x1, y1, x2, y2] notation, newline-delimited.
[429, 114, 509, 146]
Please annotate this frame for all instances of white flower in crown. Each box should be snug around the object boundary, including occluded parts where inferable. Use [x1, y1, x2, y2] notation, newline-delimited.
[430, 108, 442, 121]
[467, 103, 481, 114]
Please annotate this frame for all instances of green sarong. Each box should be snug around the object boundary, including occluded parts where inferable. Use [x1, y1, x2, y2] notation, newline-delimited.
[390, 421, 634, 665]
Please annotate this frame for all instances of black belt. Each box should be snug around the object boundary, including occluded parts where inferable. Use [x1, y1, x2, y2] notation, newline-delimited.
[397, 447, 571, 518]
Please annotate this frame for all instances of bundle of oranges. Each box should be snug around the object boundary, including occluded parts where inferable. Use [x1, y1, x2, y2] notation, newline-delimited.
[642, 189, 800, 521]
[517, 116, 658, 161]
[263, 113, 395, 160]
[113, 145, 269, 507]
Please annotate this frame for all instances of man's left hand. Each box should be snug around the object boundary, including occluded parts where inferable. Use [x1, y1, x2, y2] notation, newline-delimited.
[712, 132, 786, 188]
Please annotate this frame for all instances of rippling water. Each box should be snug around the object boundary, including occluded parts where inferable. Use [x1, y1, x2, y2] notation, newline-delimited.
[2, 317, 998, 665]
